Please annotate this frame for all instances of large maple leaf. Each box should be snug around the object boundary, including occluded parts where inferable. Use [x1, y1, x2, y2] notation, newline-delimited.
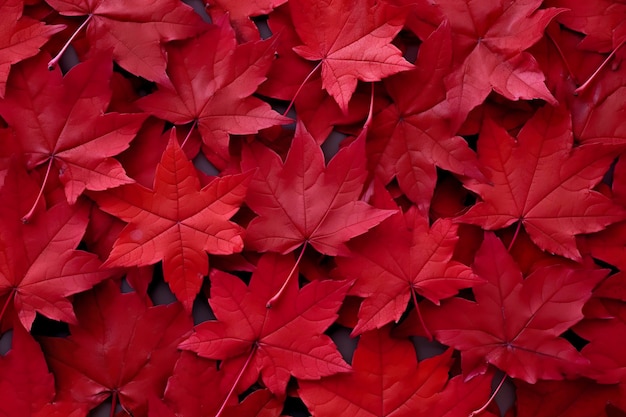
[0, 0, 64, 98]
[435, 0, 561, 126]
[298, 327, 453, 416]
[456, 105, 626, 261]
[91, 131, 251, 311]
[137, 20, 290, 169]
[40, 280, 193, 417]
[0, 53, 146, 206]
[423, 232, 605, 383]
[289, 0, 413, 112]
[44, 0, 207, 85]
[241, 122, 395, 256]
[179, 253, 352, 396]
[0, 163, 111, 329]
[335, 185, 481, 335]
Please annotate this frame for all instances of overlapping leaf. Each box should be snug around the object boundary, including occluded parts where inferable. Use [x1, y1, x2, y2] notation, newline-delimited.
[91, 132, 251, 311]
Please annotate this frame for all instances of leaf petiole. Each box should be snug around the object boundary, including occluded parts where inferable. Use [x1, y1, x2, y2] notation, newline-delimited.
[48, 14, 93, 71]
[282, 61, 322, 116]
[215, 345, 257, 417]
[22, 157, 54, 223]
[266, 241, 308, 308]
[468, 373, 507, 417]
[575, 38, 626, 95]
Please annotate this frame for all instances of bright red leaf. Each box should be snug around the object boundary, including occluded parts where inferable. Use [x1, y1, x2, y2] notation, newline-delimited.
[0, 53, 146, 206]
[367, 20, 485, 215]
[241, 122, 395, 256]
[423, 232, 605, 383]
[44, 0, 207, 85]
[290, 0, 413, 112]
[91, 131, 251, 311]
[163, 351, 282, 417]
[335, 185, 481, 335]
[40, 280, 193, 416]
[137, 20, 291, 169]
[0, 0, 64, 98]
[299, 327, 453, 416]
[0, 163, 111, 329]
[179, 253, 352, 396]
[435, 0, 561, 125]
[456, 105, 626, 261]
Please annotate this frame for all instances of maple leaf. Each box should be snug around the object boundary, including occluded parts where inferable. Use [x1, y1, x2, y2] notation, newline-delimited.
[299, 326, 453, 416]
[0, 323, 54, 416]
[0, 163, 111, 329]
[335, 184, 481, 335]
[435, 0, 561, 125]
[455, 105, 626, 261]
[0, 0, 64, 98]
[40, 280, 193, 417]
[179, 253, 352, 396]
[90, 131, 251, 311]
[367, 20, 485, 214]
[0, 53, 146, 207]
[137, 19, 291, 169]
[422, 232, 606, 383]
[424, 372, 497, 417]
[162, 351, 282, 417]
[44, 0, 207, 85]
[241, 122, 395, 256]
[290, 0, 413, 112]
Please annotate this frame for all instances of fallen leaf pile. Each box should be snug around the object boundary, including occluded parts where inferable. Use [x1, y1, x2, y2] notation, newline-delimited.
[1, 0, 626, 416]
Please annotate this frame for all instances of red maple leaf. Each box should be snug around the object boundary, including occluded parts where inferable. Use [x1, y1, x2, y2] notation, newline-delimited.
[335, 184, 481, 335]
[137, 19, 291, 169]
[423, 232, 605, 383]
[455, 105, 626, 261]
[40, 280, 193, 417]
[162, 351, 282, 417]
[91, 131, 251, 311]
[0, 163, 111, 329]
[289, 0, 413, 111]
[298, 326, 453, 416]
[435, 0, 561, 125]
[367, 20, 485, 214]
[0, 53, 146, 210]
[242, 122, 395, 256]
[44, 0, 207, 85]
[179, 253, 352, 396]
[0, 0, 64, 98]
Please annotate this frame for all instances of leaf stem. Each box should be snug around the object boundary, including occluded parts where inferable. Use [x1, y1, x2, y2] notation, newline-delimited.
[109, 390, 118, 417]
[0, 290, 15, 325]
[574, 38, 626, 95]
[507, 221, 522, 252]
[48, 14, 93, 70]
[545, 28, 577, 85]
[362, 83, 375, 132]
[266, 241, 308, 308]
[468, 373, 507, 417]
[215, 345, 257, 417]
[22, 157, 54, 223]
[181, 120, 198, 149]
[282, 61, 322, 116]
[411, 287, 432, 341]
